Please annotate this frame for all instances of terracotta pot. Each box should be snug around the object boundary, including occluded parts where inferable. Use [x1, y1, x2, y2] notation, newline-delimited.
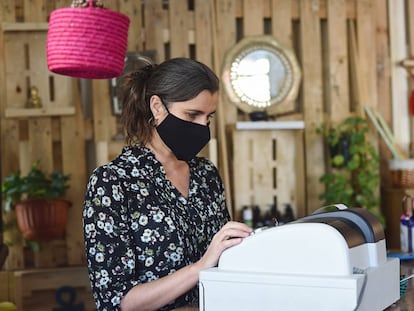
[14, 197, 72, 240]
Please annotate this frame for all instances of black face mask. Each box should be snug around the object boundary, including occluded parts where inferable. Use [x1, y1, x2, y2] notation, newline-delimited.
[156, 113, 211, 161]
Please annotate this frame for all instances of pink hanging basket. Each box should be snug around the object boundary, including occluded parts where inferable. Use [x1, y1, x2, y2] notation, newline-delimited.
[47, 1, 130, 79]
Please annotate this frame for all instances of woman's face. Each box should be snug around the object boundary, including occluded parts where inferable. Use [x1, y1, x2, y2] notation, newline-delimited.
[156, 90, 218, 126]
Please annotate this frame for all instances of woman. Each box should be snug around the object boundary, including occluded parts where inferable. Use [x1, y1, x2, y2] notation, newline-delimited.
[83, 57, 252, 311]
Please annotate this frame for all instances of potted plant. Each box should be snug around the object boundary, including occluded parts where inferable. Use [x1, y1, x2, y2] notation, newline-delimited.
[1, 161, 71, 242]
[316, 116, 383, 221]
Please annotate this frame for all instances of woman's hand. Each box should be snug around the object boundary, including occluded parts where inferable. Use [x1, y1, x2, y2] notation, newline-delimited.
[196, 221, 252, 270]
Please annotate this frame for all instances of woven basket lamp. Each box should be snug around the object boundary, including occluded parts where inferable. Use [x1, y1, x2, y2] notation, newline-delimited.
[47, 0, 130, 79]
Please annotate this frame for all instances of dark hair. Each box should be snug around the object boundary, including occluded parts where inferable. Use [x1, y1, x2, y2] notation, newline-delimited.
[120, 57, 219, 146]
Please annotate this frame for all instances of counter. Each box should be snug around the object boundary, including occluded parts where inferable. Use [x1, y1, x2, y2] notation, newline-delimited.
[175, 260, 414, 311]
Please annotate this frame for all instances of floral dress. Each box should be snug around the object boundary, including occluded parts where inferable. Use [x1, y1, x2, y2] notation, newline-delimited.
[83, 145, 230, 311]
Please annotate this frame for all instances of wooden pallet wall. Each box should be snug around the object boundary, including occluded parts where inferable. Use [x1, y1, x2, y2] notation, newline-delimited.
[0, 0, 87, 272]
[0, 0, 404, 271]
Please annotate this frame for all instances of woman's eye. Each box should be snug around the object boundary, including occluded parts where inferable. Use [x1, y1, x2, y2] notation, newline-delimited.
[188, 113, 198, 118]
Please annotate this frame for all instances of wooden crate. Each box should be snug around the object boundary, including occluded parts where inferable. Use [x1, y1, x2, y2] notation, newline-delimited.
[13, 266, 95, 311]
[232, 122, 306, 222]
[2, 23, 74, 118]
[0, 271, 15, 302]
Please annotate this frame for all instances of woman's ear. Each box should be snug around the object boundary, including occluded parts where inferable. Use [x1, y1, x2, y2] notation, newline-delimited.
[149, 95, 166, 119]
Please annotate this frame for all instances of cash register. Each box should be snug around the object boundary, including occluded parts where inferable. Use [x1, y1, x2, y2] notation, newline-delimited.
[199, 205, 400, 311]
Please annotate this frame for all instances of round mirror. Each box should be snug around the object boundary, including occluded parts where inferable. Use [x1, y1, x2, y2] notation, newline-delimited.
[222, 35, 301, 116]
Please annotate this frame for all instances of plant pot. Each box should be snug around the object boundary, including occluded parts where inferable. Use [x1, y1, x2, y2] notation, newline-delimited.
[328, 134, 350, 167]
[14, 197, 72, 240]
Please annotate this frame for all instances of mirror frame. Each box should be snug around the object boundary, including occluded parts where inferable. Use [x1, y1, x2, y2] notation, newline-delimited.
[222, 35, 301, 116]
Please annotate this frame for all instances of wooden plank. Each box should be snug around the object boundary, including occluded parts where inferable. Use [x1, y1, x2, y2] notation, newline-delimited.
[271, 0, 293, 48]
[120, 0, 143, 52]
[243, 0, 264, 36]
[4, 32, 27, 108]
[212, 0, 238, 216]
[169, 0, 189, 58]
[375, 0, 393, 187]
[143, 0, 165, 62]
[269, 0, 297, 116]
[195, 0, 214, 67]
[327, 0, 350, 121]
[28, 31, 49, 108]
[91, 79, 115, 142]
[55, 0, 73, 9]
[26, 0, 55, 262]
[213, 0, 237, 128]
[1, 1, 17, 22]
[407, 0, 414, 155]
[23, 0, 47, 22]
[195, 0, 216, 159]
[61, 80, 87, 266]
[357, 0, 378, 114]
[0, 0, 26, 271]
[5, 107, 75, 118]
[2, 22, 48, 31]
[388, 0, 410, 155]
[299, 0, 325, 214]
[0, 271, 14, 301]
[27, 115, 54, 269]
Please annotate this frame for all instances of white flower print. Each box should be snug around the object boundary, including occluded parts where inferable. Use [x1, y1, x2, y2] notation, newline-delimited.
[97, 220, 104, 229]
[104, 222, 113, 234]
[98, 212, 106, 221]
[140, 188, 149, 196]
[100, 276, 110, 286]
[170, 252, 181, 262]
[85, 223, 95, 234]
[153, 211, 164, 222]
[131, 167, 139, 177]
[97, 187, 105, 196]
[90, 175, 97, 186]
[139, 215, 148, 226]
[95, 252, 104, 263]
[145, 257, 154, 267]
[141, 228, 152, 243]
[127, 259, 135, 269]
[102, 196, 111, 207]
[131, 221, 139, 230]
[112, 185, 122, 201]
[110, 296, 120, 306]
[116, 168, 126, 177]
[87, 206, 94, 218]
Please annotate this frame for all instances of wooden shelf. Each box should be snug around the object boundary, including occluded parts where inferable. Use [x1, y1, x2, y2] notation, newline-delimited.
[235, 121, 305, 130]
[5, 107, 75, 118]
[2, 22, 48, 32]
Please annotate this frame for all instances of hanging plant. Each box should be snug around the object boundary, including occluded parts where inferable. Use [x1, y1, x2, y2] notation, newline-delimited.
[316, 116, 383, 222]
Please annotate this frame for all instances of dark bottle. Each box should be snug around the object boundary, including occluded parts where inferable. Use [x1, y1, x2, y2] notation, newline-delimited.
[252, 205, 264, 228]
[282, 203, 295, 223]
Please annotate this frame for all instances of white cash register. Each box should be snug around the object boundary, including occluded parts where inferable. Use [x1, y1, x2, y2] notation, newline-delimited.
[199, 205, 400, 311]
